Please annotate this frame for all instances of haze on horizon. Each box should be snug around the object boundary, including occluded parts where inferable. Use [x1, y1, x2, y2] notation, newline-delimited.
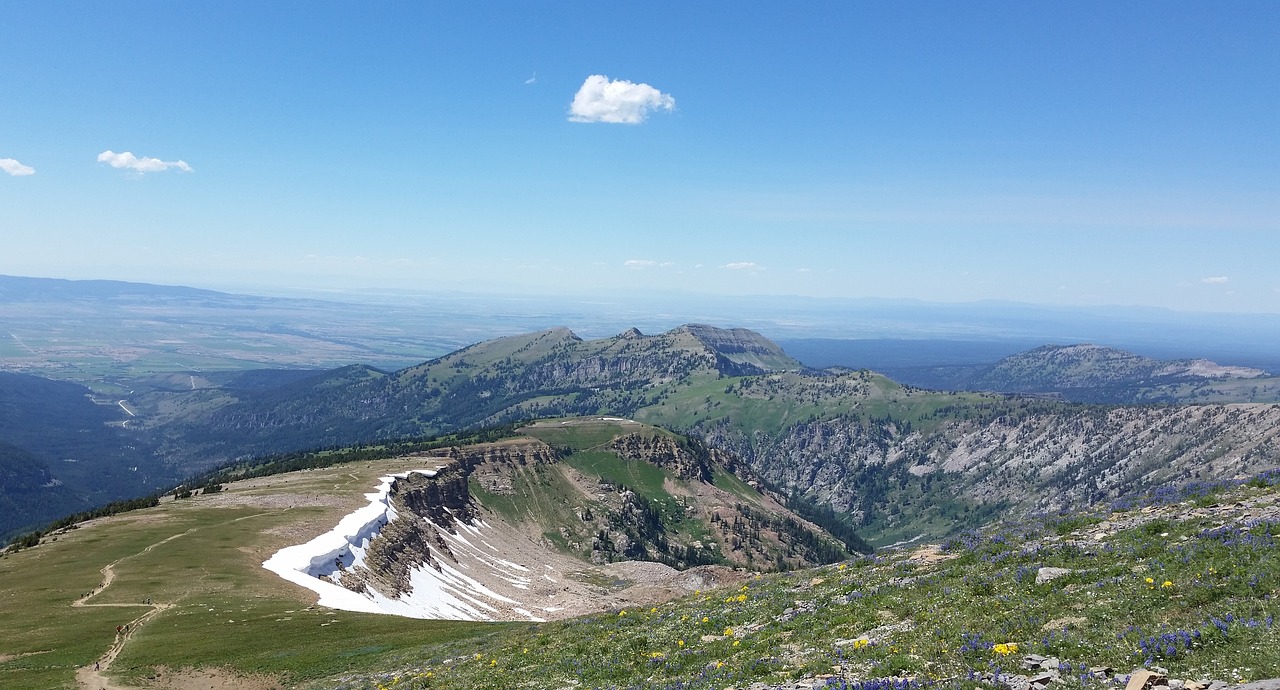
[2, 2, 1277, 314]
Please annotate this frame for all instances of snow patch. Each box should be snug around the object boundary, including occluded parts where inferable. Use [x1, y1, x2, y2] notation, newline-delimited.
[263, 469, 533, 621]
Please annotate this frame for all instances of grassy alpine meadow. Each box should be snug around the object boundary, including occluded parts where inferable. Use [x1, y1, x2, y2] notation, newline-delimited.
[0, 459, 493, 690]
[633, 370, 1011, 440]
[324, 477, 1280, 690]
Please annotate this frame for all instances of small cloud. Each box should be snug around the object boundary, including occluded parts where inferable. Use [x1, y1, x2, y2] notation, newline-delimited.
[796, 267, 811, 273]
[1200, 276, 1229, 285]
[97, 150, 193, 173]
[569, 74, 675, 124]
[624, 259, 674, 269]
[0, 158, 35, 176]
[525, 72, 538, 85]
[723, 262, 760, 270]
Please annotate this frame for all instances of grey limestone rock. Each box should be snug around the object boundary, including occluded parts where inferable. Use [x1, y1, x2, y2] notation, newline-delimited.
[1036, 567, 1073, 584]
[1229, 682, 1280, 690]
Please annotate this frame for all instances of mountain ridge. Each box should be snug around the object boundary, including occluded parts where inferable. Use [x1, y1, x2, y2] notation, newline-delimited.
[884, 342, 1280, 404]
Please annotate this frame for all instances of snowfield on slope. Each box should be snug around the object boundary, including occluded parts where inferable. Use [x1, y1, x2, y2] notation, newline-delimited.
[262, 470, 541, 621]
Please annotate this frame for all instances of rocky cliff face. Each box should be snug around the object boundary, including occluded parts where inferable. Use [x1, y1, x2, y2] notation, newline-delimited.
[607, 433, 717, 482]
[337, 466, 474, 598]
[334, 442, 555, 598]
[699, 403, 1280, 543]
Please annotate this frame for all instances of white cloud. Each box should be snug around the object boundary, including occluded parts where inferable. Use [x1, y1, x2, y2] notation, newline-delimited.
[723, 262, 760, 270]
[624, 259, 675, 269]
[97, 150, 193, 173]
[569, 74, 675, 124]
[0, 158, 35, 176]
[1200, 276, 1229, 285]
[525, 72, 538, 85]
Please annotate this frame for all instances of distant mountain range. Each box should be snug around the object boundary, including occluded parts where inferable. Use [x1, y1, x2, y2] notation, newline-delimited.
[882, 343, 1280, 403]
[7, 273, 1280, 379]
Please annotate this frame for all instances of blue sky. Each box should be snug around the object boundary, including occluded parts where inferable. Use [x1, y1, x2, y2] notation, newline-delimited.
[2, 2, 1277, 312]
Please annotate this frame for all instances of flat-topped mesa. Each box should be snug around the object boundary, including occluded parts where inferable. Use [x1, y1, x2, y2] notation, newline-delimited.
[666, 323, 803, 374]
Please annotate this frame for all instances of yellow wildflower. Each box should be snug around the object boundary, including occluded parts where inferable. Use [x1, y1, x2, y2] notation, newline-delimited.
[1162, 580, 1174, 589]
[992, 642, 1019, 656]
